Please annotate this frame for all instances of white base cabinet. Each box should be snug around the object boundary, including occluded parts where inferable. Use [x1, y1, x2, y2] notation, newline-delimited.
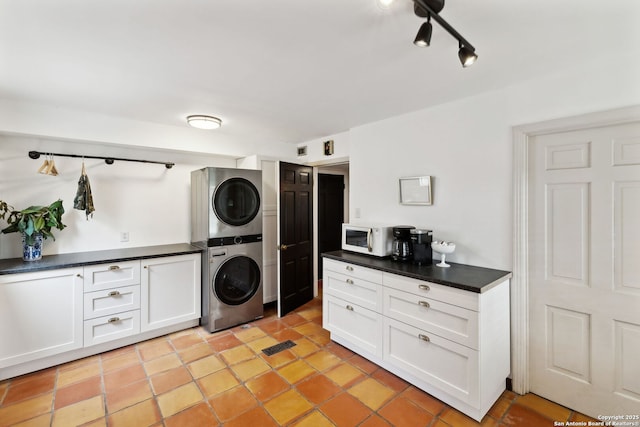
[0, 268, 83, 369]
[323, 258, 510, 422]
[141, 254, 201, 332]
[0, 251, 201, 380]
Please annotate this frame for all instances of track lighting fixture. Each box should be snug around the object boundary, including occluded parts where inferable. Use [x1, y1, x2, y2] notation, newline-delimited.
[413, 16, 432, 47]
[458, 43, 477, 67]
[412, 0, 478, 68]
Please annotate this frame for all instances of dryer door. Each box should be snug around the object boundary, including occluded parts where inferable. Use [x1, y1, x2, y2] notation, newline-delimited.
[213, 255, 261, 305]
[212, 177, 260, 226]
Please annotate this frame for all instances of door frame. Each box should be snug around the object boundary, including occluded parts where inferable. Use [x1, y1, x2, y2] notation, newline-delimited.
[511, 105, 640, 395]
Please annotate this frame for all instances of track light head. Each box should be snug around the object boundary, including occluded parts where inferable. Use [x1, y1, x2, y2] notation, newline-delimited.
[413, 18, 432, 47]
[458, 44, 477, 67]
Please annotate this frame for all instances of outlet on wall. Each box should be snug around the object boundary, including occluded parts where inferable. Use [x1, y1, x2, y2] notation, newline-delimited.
[120, 232, 129, 242]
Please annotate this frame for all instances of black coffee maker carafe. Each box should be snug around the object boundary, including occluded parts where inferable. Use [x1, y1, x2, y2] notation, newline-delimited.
[392, 226, 415, 262]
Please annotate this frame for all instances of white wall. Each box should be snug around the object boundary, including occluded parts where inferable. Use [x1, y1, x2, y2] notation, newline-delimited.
[296, 131, 350, 165]
[0, 135, 236, 259]
[0, 99, 295, 160]
[304, 51, 640, 271]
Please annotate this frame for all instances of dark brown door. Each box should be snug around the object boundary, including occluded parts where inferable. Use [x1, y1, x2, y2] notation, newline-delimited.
[278, 162, 314, 316]
[318, 174, 344, 279]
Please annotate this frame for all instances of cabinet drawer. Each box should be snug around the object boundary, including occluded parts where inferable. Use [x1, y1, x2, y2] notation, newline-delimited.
[324, 270, 381, 312]
[383, 287, 478, 349]
[323, 294, 382, 358]
[383, 317, 479, 406]
[83, 286, 141, 320]
[83, 261, 141, 292]
[83, 310, 140, 347]
[324, 259, 383, 284]
[383, 272, 478, 311]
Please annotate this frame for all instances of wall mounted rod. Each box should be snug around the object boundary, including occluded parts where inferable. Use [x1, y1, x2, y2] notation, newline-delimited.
[414, 0, 475, 51]
[28, 150, 175, 169]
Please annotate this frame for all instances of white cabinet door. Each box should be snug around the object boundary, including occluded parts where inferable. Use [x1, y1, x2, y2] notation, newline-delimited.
[83, 285, 141, 320]
[0, 268, 83, 368]
[324, 271, 381, 312]
[383, 317, 479, 406]
[83, 260, 140, 292]
[383, 286, 478, 348]
[323, 294, 382, 358]
[84, 310, 140, 346]
[140, 254, 201, 332]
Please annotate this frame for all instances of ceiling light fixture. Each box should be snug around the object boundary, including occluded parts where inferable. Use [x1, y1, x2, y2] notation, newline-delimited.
[413, 15, 432, 47]
[377, 0, 395, 9]
[412, 0, 478, 68]
[458, 43, 477, 67]
[186, 115, 222, 130]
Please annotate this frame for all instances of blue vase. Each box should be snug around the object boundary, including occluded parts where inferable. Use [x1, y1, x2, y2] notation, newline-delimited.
[22, 232, 43, 261]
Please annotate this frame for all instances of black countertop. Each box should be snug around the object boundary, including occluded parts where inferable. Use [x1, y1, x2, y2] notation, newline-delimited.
[322, 250, 512, 293]
[0, 243, 203, 275]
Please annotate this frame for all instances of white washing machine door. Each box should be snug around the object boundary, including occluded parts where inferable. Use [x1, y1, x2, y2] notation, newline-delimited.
[213, 254, 261, 306]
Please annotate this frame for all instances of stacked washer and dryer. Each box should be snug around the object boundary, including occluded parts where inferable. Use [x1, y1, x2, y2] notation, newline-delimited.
[191, 167, 264, 332]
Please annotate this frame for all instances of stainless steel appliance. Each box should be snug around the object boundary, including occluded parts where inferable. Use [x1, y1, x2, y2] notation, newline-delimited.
[410, 229, 433, 265]
[202, 239, 263, 332]
[191, 167, 262, 243]
[341, 223, 394, 257]
[392, 225, 415, 262]
[190, 167, 264, 332]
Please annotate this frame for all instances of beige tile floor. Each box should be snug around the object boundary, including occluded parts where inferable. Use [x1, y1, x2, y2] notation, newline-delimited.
[0, 293, 598, 426]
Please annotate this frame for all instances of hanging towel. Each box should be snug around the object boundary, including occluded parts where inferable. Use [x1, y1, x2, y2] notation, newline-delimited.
[73, 162, 95, 219]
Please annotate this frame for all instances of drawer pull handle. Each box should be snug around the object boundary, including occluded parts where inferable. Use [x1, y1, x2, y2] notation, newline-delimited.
[76, 274, 82, 278]
[108, 265, 120, 271]
[418, 284, 430, 291]
[418, 334, 430, 342]
[346, 305, 354, 311]
[108, 291, 121, 297]
[108, 317, 120, 323]
[346, 266, 354, 272]
[346, 279, 354, 285]
[418, 300, 430, 308]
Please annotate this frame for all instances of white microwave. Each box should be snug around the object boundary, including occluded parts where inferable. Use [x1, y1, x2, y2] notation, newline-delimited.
[341, 223, 394, 257]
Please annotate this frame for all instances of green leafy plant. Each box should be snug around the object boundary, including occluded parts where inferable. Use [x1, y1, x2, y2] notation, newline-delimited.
[0, 199, 66, 245]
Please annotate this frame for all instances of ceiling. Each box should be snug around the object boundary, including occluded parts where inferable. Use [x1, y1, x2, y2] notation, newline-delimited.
[1, 0, 639, 148]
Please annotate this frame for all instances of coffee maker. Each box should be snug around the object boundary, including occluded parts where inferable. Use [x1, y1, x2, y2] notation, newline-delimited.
[392, 225, 415, 262]
[410, 229, 433, 265]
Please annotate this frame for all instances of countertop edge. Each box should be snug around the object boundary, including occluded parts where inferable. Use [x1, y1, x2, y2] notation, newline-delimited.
[0, 244, 204, 275]
[322, 251, 512, 293]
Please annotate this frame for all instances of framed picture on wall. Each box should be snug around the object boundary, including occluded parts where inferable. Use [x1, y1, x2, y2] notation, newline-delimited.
[399, 176, 432, 205]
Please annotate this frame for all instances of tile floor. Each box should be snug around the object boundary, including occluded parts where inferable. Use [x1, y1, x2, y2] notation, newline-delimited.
[0, 295, 598, 426]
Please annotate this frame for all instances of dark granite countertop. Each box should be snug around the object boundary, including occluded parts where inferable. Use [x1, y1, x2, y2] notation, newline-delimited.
[322, 250, 512, 293]
[0, 243, 203, 275]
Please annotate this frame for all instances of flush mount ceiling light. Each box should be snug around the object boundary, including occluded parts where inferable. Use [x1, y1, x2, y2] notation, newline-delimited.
[186, 115, 222, 130]
[412, 0, 478, 68]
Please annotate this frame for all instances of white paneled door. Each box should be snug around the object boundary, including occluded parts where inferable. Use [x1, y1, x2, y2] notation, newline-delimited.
[529, 122, 640, 418]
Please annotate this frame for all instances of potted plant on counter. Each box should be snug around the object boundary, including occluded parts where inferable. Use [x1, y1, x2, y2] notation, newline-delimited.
[0, 199, 66, 261]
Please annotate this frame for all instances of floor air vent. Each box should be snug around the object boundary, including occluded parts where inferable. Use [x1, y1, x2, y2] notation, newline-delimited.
[262, 340, 297, 356]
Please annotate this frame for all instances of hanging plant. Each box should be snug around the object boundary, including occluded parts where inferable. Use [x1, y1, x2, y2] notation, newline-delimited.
[0, 199, 66, 245]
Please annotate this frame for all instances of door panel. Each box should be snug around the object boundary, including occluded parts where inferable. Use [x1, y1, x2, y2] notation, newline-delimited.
[278, 162, 314, 316]
[529, 122, 640, 417]
[545, 183, 590, 285]
[614, 181, 640, 293]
